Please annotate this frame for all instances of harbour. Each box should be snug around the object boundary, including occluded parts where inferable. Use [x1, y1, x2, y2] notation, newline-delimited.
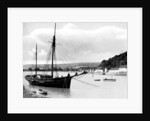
[23, 22, 128, 98]
[23, 71, 127, 98]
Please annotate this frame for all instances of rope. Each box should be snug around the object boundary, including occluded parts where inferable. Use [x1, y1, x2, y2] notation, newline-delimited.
[60, 44, 74, 61]
[73, 73, 86, 79]
[73, 78, 99, 87]
[44, 44, 52, 75]
[57, 46, 72, 63]
[53, 52, 59, 77]
[72, 72, 99, 87]
[56, 47, 67, 63]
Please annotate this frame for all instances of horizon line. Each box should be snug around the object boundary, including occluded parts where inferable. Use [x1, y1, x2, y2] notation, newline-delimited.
[23, 61, 101, 65]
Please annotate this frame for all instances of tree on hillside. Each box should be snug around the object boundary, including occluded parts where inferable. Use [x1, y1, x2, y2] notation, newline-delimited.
[99, 51, 127, 69]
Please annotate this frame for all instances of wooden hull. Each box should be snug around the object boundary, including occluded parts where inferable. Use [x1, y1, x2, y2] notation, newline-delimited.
[25, 75, 72, 88]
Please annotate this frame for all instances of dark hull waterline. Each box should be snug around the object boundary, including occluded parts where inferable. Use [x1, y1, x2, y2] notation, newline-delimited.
[25, 75, 72, 88]
[25, 71, 87, 89]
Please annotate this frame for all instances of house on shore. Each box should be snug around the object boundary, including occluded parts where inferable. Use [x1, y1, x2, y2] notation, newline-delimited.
[106, 65, 127, 76]
[94, 67, 103, 74]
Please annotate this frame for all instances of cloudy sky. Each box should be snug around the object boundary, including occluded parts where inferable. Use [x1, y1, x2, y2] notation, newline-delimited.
[23, 22, 127, 64]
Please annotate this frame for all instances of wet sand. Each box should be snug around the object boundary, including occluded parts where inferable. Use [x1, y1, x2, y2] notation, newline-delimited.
[23, 86, 47, 98]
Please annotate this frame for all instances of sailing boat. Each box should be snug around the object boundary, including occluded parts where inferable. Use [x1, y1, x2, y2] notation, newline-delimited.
[25, 23, 87, 88]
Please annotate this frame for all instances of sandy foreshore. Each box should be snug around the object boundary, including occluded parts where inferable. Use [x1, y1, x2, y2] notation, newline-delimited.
[23, 86, 39, 98]
[23, 86, 48, 98]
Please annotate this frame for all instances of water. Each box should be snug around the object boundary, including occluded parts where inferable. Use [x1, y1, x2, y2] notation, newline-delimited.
[23, 71, 127, 98]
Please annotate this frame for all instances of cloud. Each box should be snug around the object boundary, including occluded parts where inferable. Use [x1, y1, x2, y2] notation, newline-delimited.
[23, 23, 127, 64]
[62, 23, 78, 30]
[27, 48, 35, 57]
[39, 49, 47, 56]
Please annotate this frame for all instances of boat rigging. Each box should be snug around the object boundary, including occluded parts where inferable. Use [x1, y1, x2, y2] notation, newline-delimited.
[25, 23, 87, 88]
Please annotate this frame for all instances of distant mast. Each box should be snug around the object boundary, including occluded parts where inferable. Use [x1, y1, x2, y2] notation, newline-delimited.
[35, 43, 37, 75]
[51, 23, 56, 78]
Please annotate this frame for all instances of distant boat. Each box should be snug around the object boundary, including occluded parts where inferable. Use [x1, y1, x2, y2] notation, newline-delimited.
[25, 23, 87, 88]
[39, 89, 43, 91]
[39, 90, 48, 95]
[32, 91, 36, 93]
[94, 79, 101, 81]
[103, 78, 116, 81]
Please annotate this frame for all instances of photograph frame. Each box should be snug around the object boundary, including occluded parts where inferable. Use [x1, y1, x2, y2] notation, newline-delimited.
[1, 0, 149, 118]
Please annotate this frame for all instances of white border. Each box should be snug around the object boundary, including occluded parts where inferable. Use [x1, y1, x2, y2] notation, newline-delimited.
[8, 8, 142, 113]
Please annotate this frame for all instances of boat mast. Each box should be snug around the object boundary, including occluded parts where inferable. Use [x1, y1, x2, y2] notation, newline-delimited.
[35, 43, 37, 75]
[51, 23, 56, 78]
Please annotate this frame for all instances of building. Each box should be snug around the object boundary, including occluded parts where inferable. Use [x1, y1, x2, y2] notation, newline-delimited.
[107, 65, 127, 76]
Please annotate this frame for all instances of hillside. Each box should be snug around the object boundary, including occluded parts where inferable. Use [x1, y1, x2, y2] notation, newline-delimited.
[99, 51, 127, 70]
[23, 62, 100, 71]
[23, 52, 127, 71]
